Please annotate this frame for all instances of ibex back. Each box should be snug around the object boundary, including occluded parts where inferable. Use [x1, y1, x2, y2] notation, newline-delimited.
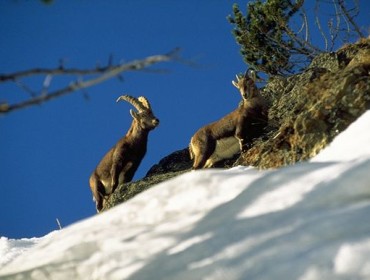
[189, 70, 267, 169]
[89, 95, 159, 212]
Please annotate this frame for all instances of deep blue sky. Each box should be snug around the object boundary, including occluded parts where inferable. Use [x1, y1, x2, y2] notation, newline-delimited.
[0, 1, 368, 239]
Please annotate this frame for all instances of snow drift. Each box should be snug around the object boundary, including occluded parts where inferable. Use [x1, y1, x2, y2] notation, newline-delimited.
[1, 111, 370, 280]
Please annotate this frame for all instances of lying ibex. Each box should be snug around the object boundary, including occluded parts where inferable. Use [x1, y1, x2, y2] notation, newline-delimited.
[89, 95, 159, 212]
[189, 70, 267, 169]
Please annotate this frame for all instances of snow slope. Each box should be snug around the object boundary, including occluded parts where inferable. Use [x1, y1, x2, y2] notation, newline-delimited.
[1, 111, 370, 280]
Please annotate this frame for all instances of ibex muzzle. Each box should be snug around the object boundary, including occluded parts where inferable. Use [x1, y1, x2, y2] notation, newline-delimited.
[189, 70, 267, 169]
[89, 95, 159, 212]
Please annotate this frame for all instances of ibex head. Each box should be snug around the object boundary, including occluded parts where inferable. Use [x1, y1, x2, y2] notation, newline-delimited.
[232, 69, 259, 99]
[116, 95, 159, 130]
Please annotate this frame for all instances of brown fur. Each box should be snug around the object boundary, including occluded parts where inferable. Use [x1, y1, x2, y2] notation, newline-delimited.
[89, 95, 159, 212]
[189, 71, 267, 169]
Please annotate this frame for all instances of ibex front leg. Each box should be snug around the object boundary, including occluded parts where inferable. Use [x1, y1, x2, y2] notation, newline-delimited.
[89, 175, 106, 212]
[235, 117, 250, 152]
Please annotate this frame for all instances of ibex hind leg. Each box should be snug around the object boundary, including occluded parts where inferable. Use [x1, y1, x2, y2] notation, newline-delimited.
[191, 139, 216, 169]
[193, 155, 208, 169]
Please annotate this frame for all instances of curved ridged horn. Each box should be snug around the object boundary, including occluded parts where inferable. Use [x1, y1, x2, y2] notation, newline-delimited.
[138, 96, 152, 111]
[116, 95, 146, 112]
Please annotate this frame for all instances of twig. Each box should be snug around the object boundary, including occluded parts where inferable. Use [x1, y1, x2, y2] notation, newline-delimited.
[56, 218, 62, 230]
[1, 66, 111, 82]
[41, 74, 53, 97]
[0, 49, 181, 114]
[337, 0, 365, 38]
[315, 0, 328, 51]
[329, 0, 340, 50]
[15, 80, 37, 97]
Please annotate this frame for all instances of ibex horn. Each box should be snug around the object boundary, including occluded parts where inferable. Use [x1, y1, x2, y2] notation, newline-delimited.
[138, 96, 152, 111]
[116, 95, 146, 112]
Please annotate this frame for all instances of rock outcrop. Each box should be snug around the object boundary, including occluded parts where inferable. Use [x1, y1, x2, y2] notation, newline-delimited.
[237, 38, 370, 168]
[103, 38, 370, 211]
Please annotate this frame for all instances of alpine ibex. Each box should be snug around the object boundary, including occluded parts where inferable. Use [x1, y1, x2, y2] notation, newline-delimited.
[89, 95, 159, 212]
[189, 70, 267, 169]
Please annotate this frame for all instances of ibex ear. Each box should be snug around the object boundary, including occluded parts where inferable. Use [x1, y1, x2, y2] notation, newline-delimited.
[130, 109, 139, 120]
[249, 70, 257, 81]
[232, 80, 239, 88]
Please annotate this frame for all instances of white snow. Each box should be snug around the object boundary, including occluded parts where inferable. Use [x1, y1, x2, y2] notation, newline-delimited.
[312, 110, 370, 162]
[1, 110, 370, 280]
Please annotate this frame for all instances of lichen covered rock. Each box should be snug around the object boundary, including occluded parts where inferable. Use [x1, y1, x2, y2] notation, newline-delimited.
[236, 38, 370, 168]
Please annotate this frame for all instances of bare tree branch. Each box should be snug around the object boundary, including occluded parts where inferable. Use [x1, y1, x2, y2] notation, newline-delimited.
[337, 0, 365, 38]
[14, 80, 37, 97]
[327, 0, 341, 50]
[0, 49, 181, 114]
[301, 8, 309, 43]
[315, 0, 329, 51]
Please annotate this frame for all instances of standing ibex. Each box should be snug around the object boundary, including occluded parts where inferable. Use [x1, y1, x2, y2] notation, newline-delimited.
[189, 70, 267, 169]
[89, 95, 159, 212]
